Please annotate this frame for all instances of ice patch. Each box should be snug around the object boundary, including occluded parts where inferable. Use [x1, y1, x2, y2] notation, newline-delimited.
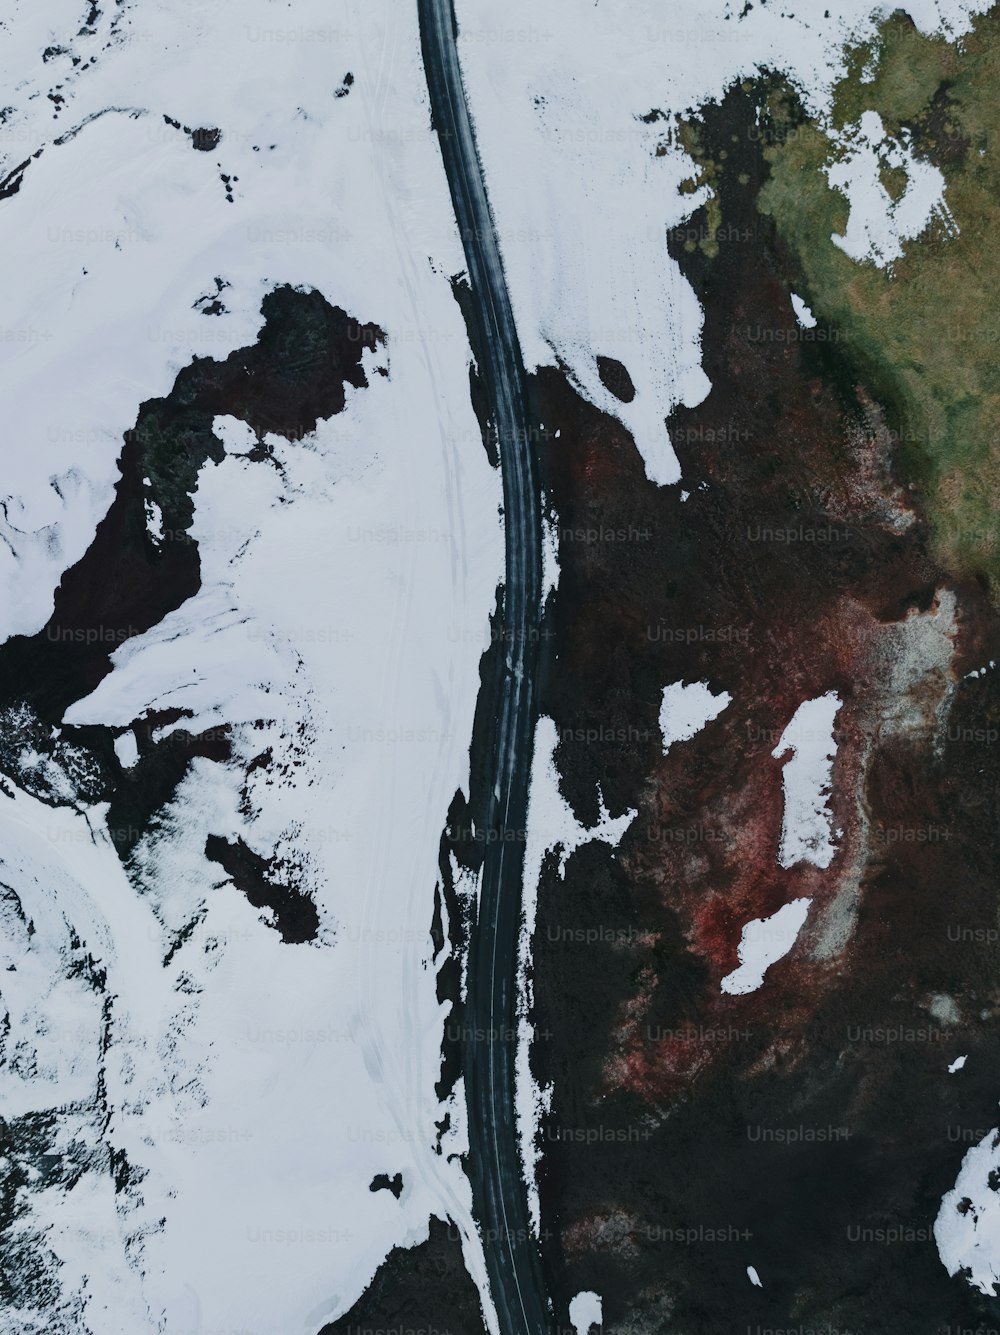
[721, 898, 811, 995]
[772, 692, 842, 870]
[948, 1054, 968, 1074]
[748, 1265, 763, 1288]
[660, 680, 731, 752]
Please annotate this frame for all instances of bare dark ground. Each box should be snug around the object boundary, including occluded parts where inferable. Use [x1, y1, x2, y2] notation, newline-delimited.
[320, 1218, 489, 1335]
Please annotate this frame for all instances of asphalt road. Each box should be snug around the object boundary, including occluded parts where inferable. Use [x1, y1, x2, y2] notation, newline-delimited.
[416, 2, 550, 1332]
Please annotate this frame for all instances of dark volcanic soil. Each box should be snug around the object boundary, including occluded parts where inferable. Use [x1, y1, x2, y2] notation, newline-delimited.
[524, 82, 1000, 1335]
[320, 1217, 488, 1335]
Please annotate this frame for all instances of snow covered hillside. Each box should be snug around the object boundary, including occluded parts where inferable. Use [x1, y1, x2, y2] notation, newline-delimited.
[0, 2, 503, 1330]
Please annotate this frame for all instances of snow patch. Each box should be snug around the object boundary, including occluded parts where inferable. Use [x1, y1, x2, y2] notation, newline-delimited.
[935, 1121, 1000, 1295]
[524, 717, 637, 888]
[966, 659, 997, 680]
[517, 716, 636, 1234]
[948, 1055, 968, 1074]
[827, 110, 957, 268]
[542, 506, 561, 601]
[660, 680, 731, 752]
[772, 692, 842, 870]
[720, 898, 811, 995]
[790, 292, 817, 328]
[213, 413, 257, 455]
[144, 494, 164, 545]
[569, 1290, 604, 1334]
[113, 731, 139, 769]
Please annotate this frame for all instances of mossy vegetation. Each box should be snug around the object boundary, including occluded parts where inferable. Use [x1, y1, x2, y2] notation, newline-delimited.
[672, 8, 1000, 591]
[755, 6, 1000, 590]
[675, 119, 725, 258]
